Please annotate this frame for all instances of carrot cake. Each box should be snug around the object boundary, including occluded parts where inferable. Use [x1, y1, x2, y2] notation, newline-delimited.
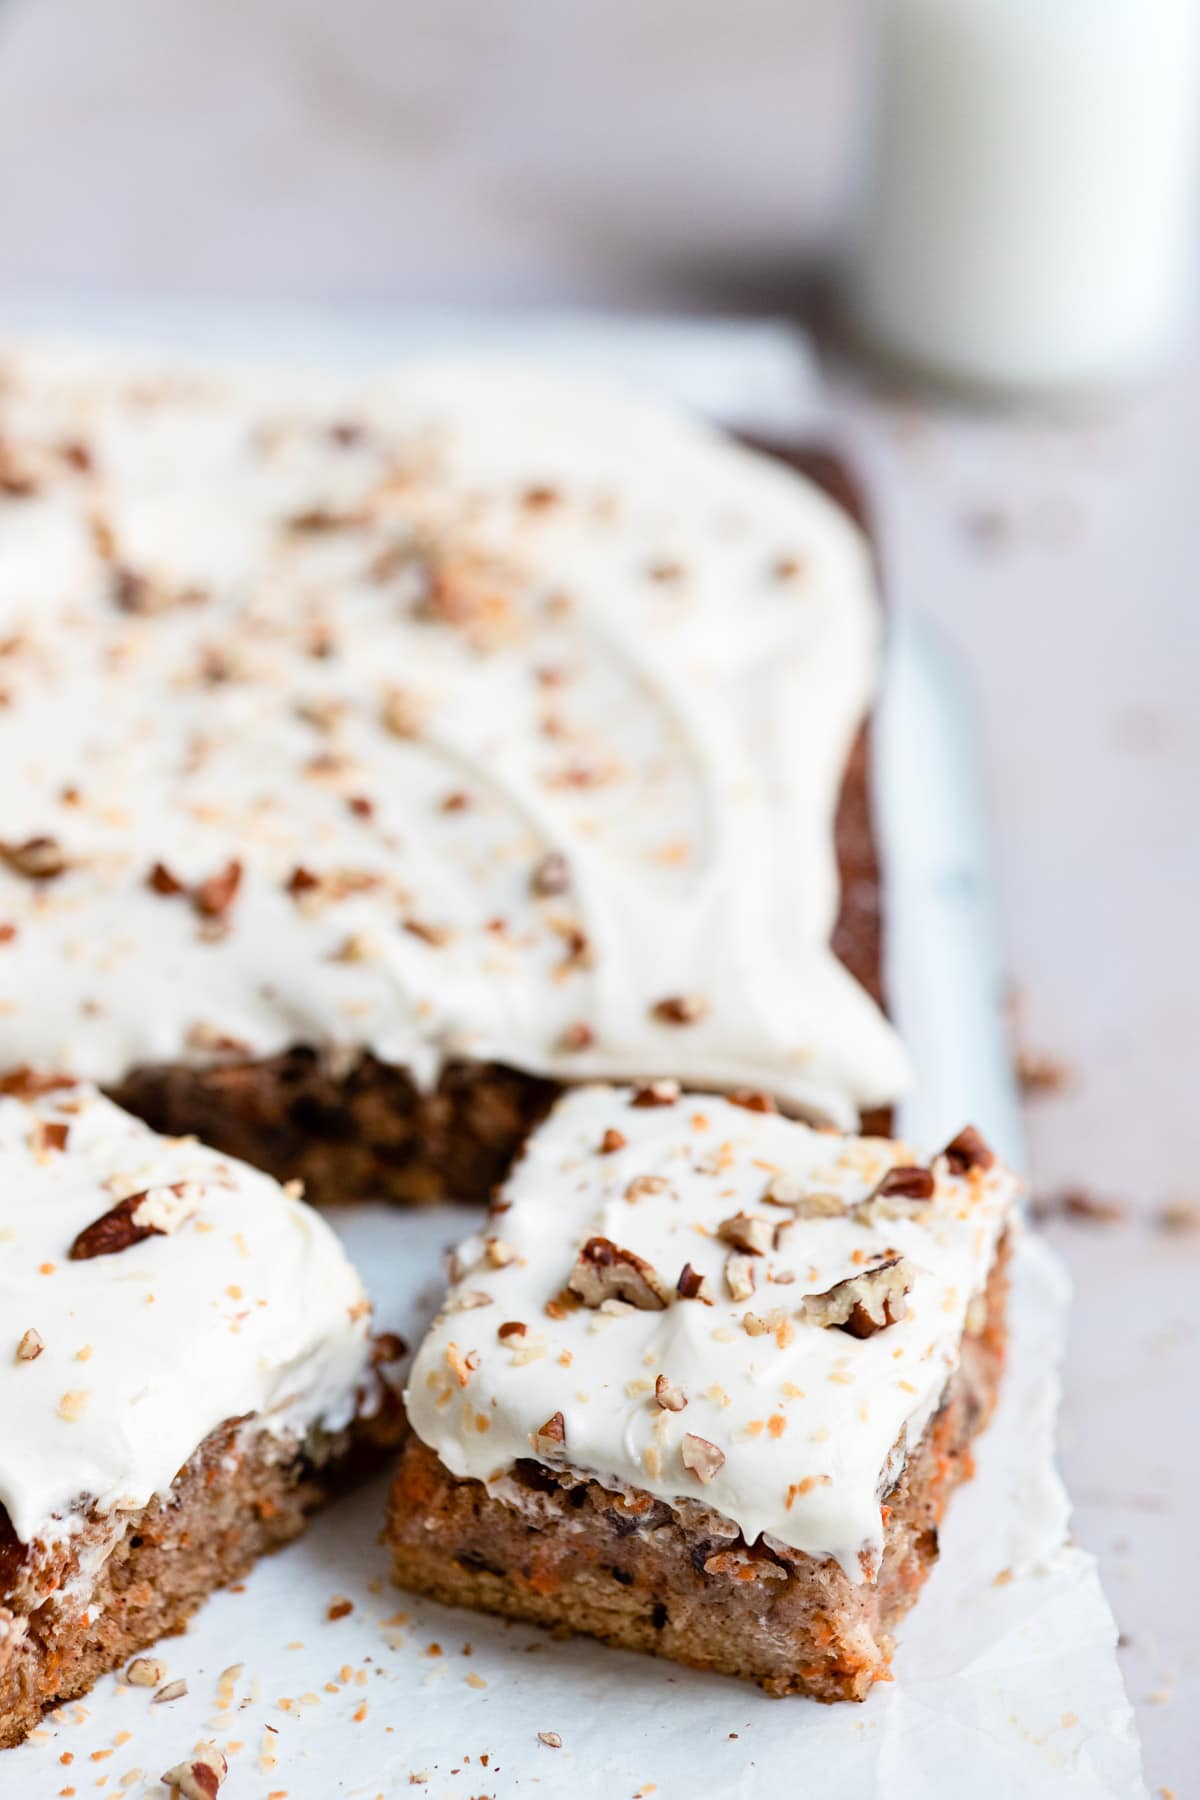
[389, 1084, 1017, 1699]
[0, 345, 909, 1202]
[0, 1073, 405, 1749]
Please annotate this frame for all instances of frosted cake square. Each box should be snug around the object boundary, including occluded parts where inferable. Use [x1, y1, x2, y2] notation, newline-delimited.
[0, 1073, 404, 1748]
[389, 1084, 1016, 1700]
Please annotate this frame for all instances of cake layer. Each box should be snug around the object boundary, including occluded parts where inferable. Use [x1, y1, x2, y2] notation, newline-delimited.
[1, 1404, 401, 1750]
[404, 1085, 1018, 1575]
[0, 344, 908, 1129]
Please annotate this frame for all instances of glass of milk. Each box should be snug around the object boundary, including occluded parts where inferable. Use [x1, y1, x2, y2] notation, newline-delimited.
[847, 0, 1200, 395]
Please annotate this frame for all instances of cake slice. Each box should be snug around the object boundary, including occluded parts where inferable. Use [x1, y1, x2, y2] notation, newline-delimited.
[388, 1084, 1017, 1700]
[0, 1073, 404, 1749]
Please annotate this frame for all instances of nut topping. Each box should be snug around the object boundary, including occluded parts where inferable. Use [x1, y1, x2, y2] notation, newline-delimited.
[630, 1079, 680, 1108]
[192, 859, 242, 920]
[68, 1182, 196, 1261]
[803, 1257, 913, 1338]
[15, 1328, 43, 1362]
[725, 1252, 757, 1302]
[762, 1174, 847, 1219]
[624, 1174, 672, 1203]
[161, 1744, 227, 1797]
[650, 994, 709, 1026]
[654, 1374, 687, 1412]
[681, 1433, 725, 1484]
[676, 1262, 714, 1304]
[125, 1656, 166, 1687]
[530, 1411, 567, 1457]
[941, 1124, 996, 1175]
[716, 1211, 774, 1255]
[1, 836, 69, 880]
[599, 1128, 627, 1154]
[567, 1236, 670, 1311]
[531, 851, 570, 897]
[852, 1164, 935, 1224]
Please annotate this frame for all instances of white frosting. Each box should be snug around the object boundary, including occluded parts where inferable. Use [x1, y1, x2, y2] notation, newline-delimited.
[406, 1086, 1017, 1577]
[0, 1082, 378, 1548]
[0, 342, 909, 1125]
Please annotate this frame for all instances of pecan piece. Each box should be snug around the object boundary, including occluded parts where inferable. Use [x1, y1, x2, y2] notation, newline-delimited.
[146, 860, 185, 896]
[725, 1253, 757, 1302]
[192, 859, 242, 920]
[650, 994, 709, 1026]
[681, 1433, 725, 1484]
[630, 1079, 680, 1108]
[15, 1328, 43, 1363]
[567, 1236, 670, 1310]
[69, 1182, 196, 1260]
[716, 1211, 774, 1255]
[728, 1088, 777, 1114]
[762, 1174, 847, 1218]
[853, 1164, 935, 1225]
[676, 1262, 714, 1304]
[803, 1257, 912, 1338]
[599, 1128, 627, 1154]
[557, 1020, 594, 1053]
[1, 836, 69, 880]
[654, 1374, 687, 1412]
[161, 1745, 227, 1797]
[530, 1411, 567, 1458]
[941, 1124, 996, 1175]
[530, 851, 570, 897]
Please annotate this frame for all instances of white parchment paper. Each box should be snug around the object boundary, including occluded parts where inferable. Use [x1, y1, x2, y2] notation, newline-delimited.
[8, 1204, 1143, 1800]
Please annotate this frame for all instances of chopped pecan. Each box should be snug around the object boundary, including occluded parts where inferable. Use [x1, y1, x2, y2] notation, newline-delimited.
[557, 1020, 594, 1052]
[69, 1182, 196, 1261]
[717, 1211, 774, 1255]
[1, 836, 69, 880]
[404, 917, 451, 948]
[125, 1656, 166, 1687]
[567, 1236, 670, 1310]
[680, 1433, 725, 1483]
[31, 1119, 69, 1154]
[0, 1068, 77, 1100]
[853, 1164, 935, 1224]
[15, 1328, 43, 1363]
[192, 860, 242, 920]
[762, 1174, 847, 1218]
[676, 1262, 714, 1304]
[498, 1320, 527, 1340]
[530, 851, 570, 897]
[654, 1374, 687, 1412]
[803, 1257, 912, 1338]
[940, 1125, 996, 1174]
[630, 1079, 680, 1108]
[599, 1128, 627, 1154]
[728, 1088, 777, 1114]
[379, 686, 424, 739]
[624, 1174, 672, 1203]
[146, 861, 185, 896]
[651, 994, 709, 1026]
[161, 1744, 226, 1797]
[530, 1411, 567, 1458]
[725, 1253, 757, 1302]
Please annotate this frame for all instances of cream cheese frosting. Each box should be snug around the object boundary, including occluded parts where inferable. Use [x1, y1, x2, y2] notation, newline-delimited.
[0, 342, 909, 1126]
[406, 1085, 1017, 1578]
[0, 1079, 379, 1548]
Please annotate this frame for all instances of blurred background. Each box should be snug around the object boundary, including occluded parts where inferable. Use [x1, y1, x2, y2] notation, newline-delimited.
[0, 0, 1196, 1787]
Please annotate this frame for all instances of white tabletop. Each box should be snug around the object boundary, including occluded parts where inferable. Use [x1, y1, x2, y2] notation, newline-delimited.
[0, 1, 1195, 1791]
